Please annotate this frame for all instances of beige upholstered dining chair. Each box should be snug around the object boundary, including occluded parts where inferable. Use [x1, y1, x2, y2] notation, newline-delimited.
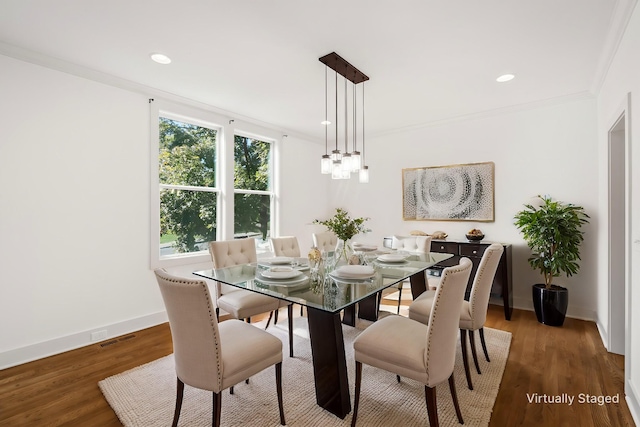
[270, 236, 306, 317]
[408, 243, 504, 390]
[312, 231, 338, 253]
[388, 235, 432, 314]
[270, 236, 301, 258]
[351, 258, 472, 427]
[209, 238, 295, 357]
[153, 268, 286, 427]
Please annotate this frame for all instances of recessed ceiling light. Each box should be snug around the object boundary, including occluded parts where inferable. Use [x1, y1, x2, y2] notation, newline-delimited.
[150, 53, 171, 64]
[496, 74, 515, 83]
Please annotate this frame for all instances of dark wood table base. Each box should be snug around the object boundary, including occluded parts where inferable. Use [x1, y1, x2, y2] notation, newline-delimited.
[307, 307, 352, 419]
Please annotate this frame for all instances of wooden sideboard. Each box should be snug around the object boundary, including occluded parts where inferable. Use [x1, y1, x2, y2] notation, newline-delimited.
[383, 237, 513, 320]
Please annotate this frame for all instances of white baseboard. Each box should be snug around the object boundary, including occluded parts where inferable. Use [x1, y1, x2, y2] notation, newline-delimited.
[626, 379, 640, 426]
[511, 295, 596, 321]
[0, 311, 168, 370]
[596, 318, 609, 351]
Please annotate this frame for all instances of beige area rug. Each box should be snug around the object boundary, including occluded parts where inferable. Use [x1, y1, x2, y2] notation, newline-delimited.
[99, 312, 511, 427]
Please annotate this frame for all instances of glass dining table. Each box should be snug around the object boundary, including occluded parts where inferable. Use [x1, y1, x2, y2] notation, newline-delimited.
[193, 251, 453, 419]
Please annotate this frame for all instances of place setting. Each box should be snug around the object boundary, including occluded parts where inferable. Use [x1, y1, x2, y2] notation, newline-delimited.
[374, 252, 411, 265]
[328, 265, 376, 283]
[258, 256, 310, 271]
[255, 265, 310, 288]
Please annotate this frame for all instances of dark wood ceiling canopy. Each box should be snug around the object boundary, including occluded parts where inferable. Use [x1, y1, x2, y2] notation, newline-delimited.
[319, 52, 369, 84]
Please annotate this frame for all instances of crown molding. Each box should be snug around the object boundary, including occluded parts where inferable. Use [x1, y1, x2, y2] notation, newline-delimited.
[590, 0, 638, 95]
[0, 41, 319, 144]
[370, 91, 595, 139]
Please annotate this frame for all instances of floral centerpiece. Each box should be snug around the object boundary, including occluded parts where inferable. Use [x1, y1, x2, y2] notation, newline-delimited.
[313, 208, 371, 263]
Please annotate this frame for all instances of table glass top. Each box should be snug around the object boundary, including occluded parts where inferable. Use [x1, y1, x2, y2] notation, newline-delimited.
[193, 251, 453, 313]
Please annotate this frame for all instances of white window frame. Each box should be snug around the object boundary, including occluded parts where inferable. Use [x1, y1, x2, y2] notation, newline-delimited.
[150, 99, 280, 268]
[233, 131, 276, 254]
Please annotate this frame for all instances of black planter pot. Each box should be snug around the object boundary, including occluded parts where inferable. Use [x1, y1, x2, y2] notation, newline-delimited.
[532, 284, 568, 326]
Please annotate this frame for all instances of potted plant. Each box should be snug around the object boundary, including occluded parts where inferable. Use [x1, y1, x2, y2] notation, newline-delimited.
[514, 195, 589, 326]
[313, 208, 370, 264]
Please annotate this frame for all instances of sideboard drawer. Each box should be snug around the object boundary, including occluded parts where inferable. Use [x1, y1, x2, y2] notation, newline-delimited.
[459, 244, 486, 258]
[431, 241, 459, 254]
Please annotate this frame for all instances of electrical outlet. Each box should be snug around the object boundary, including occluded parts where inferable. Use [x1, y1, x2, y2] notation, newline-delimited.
[91, 330, 108, 342]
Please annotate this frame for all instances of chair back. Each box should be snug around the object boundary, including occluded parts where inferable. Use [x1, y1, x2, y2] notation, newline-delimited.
[270, 236, 301, 257]
[312, 231, 338, 253]
[154, 268, 223, 393]
[424, 257, 472, 387]
[208, 238, 258, 268]
[391, 235, 432, 253]
[467, 243, 504, 328]
[208, 239, 258, 297]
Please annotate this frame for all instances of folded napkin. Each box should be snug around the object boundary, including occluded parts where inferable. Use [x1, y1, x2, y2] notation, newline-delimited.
[377, 253, 409, 262]
[352, 242, 378, 252]
[332, 265, 375, 278]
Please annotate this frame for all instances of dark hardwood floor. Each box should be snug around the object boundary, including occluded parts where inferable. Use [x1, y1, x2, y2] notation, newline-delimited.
[0, 304, 634, 426]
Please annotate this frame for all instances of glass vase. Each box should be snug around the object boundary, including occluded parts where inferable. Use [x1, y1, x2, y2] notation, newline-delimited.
[334, 239, 353, 266]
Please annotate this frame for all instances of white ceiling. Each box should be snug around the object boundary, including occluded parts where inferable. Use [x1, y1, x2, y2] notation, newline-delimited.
[0, 0, 627, 141]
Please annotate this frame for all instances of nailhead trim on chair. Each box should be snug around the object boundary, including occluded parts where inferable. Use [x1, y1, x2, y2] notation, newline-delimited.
[425, 260, 468, 384]
[157, 270, 223, 389]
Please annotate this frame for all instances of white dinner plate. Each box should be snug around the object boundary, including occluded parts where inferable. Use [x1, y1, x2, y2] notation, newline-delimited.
[352, 243, 378, 252]
[259, 256, 293, 265]
[377, 253, 409, 263]
[329, 265, 376, 279]
[260, 269, 303, 280]
[256, 275, 309, 287]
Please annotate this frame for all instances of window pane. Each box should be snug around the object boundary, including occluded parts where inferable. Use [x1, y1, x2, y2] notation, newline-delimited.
[159, 117, 216, 187]
[160, 189, 217, 255]
[234, 193, 270, 244]
[234, 135, 271, 191]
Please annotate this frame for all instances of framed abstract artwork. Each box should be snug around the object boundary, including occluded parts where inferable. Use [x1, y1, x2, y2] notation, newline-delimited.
[402, 162, 495, 221]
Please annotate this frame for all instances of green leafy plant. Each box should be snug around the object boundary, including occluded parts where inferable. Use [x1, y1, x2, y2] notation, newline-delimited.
[313, 208, 371, 242]
[514, 195, 590, 289]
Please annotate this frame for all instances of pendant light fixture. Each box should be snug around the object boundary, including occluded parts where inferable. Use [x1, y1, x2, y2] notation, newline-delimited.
[359, 82, 369, 183]
[351, 83, 361, 172]
[320, 67, 331, 174]
[319, 52, 369, 183]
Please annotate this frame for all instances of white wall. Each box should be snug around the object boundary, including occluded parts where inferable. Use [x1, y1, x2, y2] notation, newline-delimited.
[0, 54, 324, 368]
[596, 2, 640, 422]
[335, 98, 599, 319]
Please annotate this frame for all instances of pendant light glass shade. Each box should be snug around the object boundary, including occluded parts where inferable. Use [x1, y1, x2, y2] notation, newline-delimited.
[359, 165, 369, 183]
[341, 152, 352, 174]
[331, 160, 342, 179]
[321, 154, 331, 174]
[331, 149, 342, 161]
[351, 150, 361, 172]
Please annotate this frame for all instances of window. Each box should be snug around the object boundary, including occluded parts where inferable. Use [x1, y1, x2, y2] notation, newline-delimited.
[234, 135, 273, 253]
[159, 117, 218, 257]
[150, 100, 279, 267]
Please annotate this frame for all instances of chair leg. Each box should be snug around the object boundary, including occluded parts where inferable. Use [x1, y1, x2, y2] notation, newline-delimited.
[351, 361, 363, 427]
[276, 362, 285, 425]
[215, 307, 220, 321]
[424, 385, 439, 427]
[212, 391, 222, 427]
[479, 327, 490, 362]
[396, 375, 401, 383]
[265, 311, 273, 329]
[171, 378, 184, 427]
[300, 304, 304, 317]
[230, 386, 234, 395]
[274, 309, 279, 324]
[397, 285, 403, 314]
[448, 374, 464, 424]
[460, 330, 473, 390]
[287, 304, 294, 357]
[469, 330, 481, 374]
